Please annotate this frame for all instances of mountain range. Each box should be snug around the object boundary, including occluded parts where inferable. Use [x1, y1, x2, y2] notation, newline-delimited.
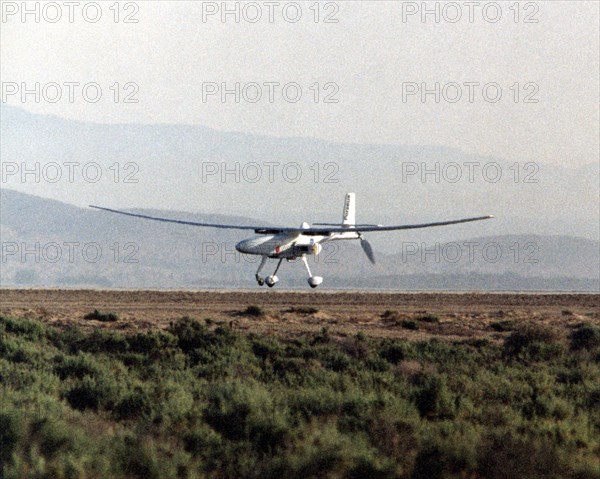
[1, 189, 597, 291]
[1, 105, 597, 290]
[1, 104, 598, 252]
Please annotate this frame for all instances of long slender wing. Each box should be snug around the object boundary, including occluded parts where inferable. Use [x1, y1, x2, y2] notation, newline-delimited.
[89, 205, 288, 234]
[90, 205, 493, 235]
[301, 215, 494, 235]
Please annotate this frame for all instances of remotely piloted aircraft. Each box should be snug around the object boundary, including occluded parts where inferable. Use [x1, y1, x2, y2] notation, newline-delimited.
[90, 193, 492, 288]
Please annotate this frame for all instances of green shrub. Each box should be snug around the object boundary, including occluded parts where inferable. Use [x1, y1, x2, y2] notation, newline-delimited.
[2, 313, 599, 478]
[65, 375, 122, 411]
[128, 330, 178, 354]
[252, 337, 285, 361]
[83, 309, 119, 322]
[0, 410, 24, 466]
[10, 347, 34, 364]
[476, 432, 569, 479]
[490, 320, 516, 332]
[504, 323, 564, 359]
[204, 381, 289, 452]
[401, 320, 419, 330]
[121, 352, 147, 368]
[81, 329, 129, 354]
[587, 387, 600, 411]
[154, 380, 194, 423]
[1, 316, 46, 340]
[380, 342, 409, 364]
[322, 350, 352, 372]
[311, 327, 331, 345]
[417, 314, 440, 324]
[287, 306, 319, 314]
[65, 377, 101, 411]
[115, 386, 153, 420]
[273, 357, 309, 377]
[413, 373, 454, 418]
[265, 422, 392, 479]
[342, 336, 370, 360]
[212, 326, 238, 347]
[244, 305, 265, 317]
[54, 353, 100, 380]
[337, 394, 375, 433]
[0, 335, 19, 356]
[412, 438, 476, 479]
[364, 356, 389, 372]
[570, 324, 600, 351]
[114, 434, 164, 479]
[288, 387, 344, 420]
[50, 324, 86, 354]
[33, 418, 73, 459]
[183, 423, 223, 456]
[168, 317, 236, 353]
[168, 317, 207, 352]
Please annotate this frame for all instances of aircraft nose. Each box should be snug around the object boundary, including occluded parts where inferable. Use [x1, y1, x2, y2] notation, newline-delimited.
[235, 239, 249, 253]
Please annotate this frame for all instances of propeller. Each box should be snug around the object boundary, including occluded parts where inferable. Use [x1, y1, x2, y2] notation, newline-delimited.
[359, 235, 376, 265]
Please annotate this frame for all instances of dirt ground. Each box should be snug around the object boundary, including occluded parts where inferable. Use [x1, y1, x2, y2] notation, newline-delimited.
[1, 289, 598, 342]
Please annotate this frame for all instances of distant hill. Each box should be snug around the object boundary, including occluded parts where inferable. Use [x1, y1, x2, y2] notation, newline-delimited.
[1, 190, 598, 291]
[1, 104, 598, 249]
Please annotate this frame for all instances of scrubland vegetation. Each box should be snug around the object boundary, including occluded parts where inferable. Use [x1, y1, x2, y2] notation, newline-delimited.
[1, 313, 599, 479]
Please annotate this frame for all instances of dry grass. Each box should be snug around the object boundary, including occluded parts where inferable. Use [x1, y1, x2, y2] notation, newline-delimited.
[0, 290, 598, 342]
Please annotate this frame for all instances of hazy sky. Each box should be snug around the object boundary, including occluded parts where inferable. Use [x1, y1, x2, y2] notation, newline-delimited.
[1, 1, 599, 166]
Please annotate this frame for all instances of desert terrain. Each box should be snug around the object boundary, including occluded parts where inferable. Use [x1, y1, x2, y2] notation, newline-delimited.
[1, 289, 598, 342]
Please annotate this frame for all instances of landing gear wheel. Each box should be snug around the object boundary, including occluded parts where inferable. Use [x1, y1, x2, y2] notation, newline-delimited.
[255, 256, 268, 287]
[308, 276, 323, 288]
[266, 275, 279, 288]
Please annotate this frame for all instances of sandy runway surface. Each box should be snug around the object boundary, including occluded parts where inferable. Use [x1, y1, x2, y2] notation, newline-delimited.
[1, 289, 598, 342]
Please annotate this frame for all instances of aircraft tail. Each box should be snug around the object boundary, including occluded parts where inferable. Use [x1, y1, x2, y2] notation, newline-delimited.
[342, 193, 355, 227]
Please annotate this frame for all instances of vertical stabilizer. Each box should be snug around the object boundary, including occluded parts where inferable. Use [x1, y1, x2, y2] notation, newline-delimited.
[342, 193, 356, 227]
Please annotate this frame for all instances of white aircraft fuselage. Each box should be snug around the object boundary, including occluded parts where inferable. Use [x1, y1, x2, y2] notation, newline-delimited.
[235, 229, 359, 259]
